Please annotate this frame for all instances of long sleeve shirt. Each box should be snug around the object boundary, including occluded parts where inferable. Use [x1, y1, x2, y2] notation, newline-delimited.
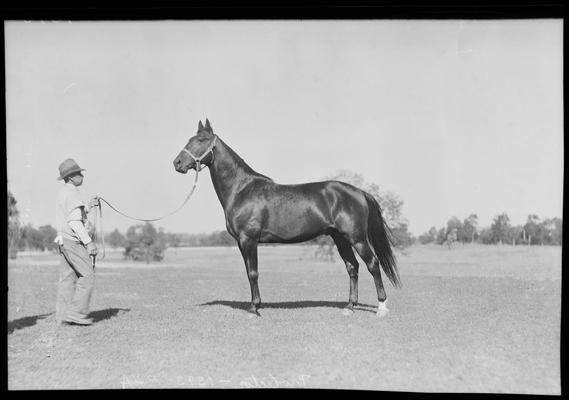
[55, 182, 92, 245]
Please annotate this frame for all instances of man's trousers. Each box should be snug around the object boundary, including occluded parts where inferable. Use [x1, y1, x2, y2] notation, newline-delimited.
[56, 238, 95, 321]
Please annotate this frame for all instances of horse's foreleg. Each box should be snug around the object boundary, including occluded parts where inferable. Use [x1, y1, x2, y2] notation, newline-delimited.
[238, 236, 261, 316]
[332, 233, 359, 314]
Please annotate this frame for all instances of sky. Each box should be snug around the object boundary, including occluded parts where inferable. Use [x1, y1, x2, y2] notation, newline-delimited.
[5, 19, 564, 236]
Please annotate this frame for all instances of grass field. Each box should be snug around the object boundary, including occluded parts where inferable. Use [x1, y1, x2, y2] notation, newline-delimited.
[7, 243, 562, 392]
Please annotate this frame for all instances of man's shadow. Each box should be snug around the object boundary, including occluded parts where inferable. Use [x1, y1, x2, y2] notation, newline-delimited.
[198, 300, 377, 313]
[8, 313, 53, 334]
[89, 307, 131, 323]
[8, 308, 130, 334]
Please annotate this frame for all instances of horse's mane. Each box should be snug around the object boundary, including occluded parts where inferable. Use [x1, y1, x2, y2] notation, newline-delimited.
[222, 139, 274, 182]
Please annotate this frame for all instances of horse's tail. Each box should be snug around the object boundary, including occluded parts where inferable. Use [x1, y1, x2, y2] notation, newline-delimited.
[364, 193, 401, 288]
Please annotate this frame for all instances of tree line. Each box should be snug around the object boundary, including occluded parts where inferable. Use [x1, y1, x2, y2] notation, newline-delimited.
[8, 173, 561, 263]
[8, 191, 61, 257]
[417, 213, 562, 246]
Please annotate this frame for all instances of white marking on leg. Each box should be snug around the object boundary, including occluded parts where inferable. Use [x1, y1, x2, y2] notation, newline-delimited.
[376, 299, 389, 317]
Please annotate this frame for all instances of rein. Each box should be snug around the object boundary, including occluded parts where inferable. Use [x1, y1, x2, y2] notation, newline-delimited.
[90, 134, 217, 261]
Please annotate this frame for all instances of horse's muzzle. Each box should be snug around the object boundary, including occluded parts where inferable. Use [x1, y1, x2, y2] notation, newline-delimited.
[173, 157, 189, 174]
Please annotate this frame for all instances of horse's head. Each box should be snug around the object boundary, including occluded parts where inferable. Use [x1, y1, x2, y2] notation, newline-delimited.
[173, 119, 218, 174]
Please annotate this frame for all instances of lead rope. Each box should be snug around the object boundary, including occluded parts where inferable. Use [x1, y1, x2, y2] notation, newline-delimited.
[94, 198, 105, 261]
[97, 167, 200, 222]
[91, 168, 201, 261]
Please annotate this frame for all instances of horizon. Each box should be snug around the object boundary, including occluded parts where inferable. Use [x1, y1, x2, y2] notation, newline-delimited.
[5, 20, 564, 237]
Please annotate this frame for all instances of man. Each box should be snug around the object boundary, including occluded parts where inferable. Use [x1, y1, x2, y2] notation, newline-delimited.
[54, 158, 99, 325]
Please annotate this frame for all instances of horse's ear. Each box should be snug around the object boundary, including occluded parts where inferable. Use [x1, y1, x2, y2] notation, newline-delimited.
[205, 118, 212, 131]
[198, 120, 204, 131]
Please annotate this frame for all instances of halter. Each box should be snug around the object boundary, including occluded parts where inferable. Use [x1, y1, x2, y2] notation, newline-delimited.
[181, 135, 218, 172]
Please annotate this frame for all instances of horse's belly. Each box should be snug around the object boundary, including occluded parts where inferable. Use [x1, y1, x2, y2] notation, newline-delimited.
[259, 203, 330, 243]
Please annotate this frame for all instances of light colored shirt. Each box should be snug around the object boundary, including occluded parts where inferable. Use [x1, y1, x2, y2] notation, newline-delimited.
[55, 182, 92, 245]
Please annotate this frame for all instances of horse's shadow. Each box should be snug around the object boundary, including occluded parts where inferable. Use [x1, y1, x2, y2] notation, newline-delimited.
[198, 300, 377, 313]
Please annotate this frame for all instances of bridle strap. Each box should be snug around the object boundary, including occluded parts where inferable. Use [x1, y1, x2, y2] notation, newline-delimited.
[182, 135, 218, 172]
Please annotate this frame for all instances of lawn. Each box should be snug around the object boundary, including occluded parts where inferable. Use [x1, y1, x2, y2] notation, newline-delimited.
[7, 243, 561, 392]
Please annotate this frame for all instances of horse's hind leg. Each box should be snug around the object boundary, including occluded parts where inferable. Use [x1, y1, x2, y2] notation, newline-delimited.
[332, 233, 359, 314]
[237, 235, 261, 316]
[353, 240, 389, 317]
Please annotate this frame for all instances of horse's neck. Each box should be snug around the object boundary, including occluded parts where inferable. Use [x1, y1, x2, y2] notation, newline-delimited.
[209, 138, 271, 210]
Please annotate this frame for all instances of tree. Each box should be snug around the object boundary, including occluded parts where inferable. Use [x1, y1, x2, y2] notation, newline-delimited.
[124, 222, 167, 263]
[418, 226, 438, 244]
[507, 225, 524, 246]
[157, 227, 168, 248]
[106, 228, 126, 249]
[524, 214, 541, 246]
[436, 226, 447, 245]
[390, 222, 415, 248]
[538, 218, 558, 245]
[490, 213, 511, 245]
[478, 227, 494, 245]
[549, 217, 563, 245]
[18, 224, 45, 251]
[462, 214, 478, 243]
[7, 191, 21, 259]
[38, 225, 57, 252]
[446, 216, 463, 244]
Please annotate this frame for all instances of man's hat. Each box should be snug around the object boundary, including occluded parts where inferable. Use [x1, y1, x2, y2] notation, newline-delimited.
[57, 158, 85, 180]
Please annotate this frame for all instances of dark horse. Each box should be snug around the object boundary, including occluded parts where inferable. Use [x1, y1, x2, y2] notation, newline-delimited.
[173, 119, 401, 317]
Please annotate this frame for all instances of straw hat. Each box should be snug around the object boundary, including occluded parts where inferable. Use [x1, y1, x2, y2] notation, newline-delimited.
[57, 158, 85, 180]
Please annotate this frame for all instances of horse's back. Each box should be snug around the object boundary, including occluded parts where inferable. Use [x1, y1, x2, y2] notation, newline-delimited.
[228, 179, 368, 243]
[257, 180, 367, 212]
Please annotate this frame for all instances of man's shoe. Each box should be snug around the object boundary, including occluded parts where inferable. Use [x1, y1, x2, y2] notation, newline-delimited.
[64, 315, 93, 325]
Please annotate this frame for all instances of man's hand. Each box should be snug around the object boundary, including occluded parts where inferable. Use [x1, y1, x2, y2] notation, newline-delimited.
[87, 197, 100, 210]
[86, 241, 98, 256]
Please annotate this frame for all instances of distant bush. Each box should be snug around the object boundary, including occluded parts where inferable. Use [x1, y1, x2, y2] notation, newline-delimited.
[105, 228, 126, 249]
[124, 223, 167, 263]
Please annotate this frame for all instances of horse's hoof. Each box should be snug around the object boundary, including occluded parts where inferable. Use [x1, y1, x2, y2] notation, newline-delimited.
[247, 309, 261, 318]
[342, 308, 354, 316]
[376, 309, 389, 318]
[376, 301, 389, 318]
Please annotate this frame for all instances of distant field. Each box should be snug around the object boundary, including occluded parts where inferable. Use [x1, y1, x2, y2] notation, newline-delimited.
[7, 244, 561, 392]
